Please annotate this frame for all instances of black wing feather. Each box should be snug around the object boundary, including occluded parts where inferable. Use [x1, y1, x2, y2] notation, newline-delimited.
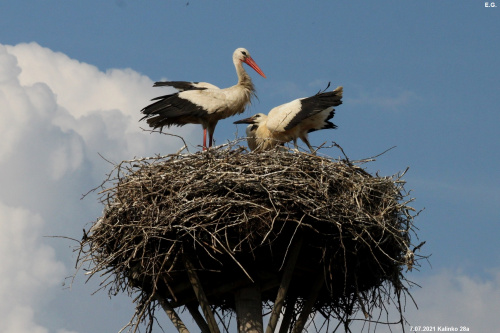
[307, 109, 338, 133]
[283, 86, 343, 131]
[153, 81, 207, 91]
[140, 94, 207, 129]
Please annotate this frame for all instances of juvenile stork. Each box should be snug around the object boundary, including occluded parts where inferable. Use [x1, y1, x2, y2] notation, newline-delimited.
[234, 86, 343, 153]
[243, 121, 258, 152]
[140, 48, 266, 150]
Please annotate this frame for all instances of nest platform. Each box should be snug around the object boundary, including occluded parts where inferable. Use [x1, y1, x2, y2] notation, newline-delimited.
[78, 144, 423, 333]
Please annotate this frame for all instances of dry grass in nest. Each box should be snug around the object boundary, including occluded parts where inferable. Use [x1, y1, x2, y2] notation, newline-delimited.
[76, 142, 425, 333]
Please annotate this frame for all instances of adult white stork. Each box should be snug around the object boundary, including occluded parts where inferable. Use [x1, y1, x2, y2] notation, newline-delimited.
[234, 86, 343, 153]
[140, 48, 266, 150]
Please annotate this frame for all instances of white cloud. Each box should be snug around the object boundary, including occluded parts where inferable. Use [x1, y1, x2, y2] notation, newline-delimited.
[4, 42, 200, 161]
[2, 306, 49, 333]
[0, 45, 21, 84]
[0, 202, 65, 333]
[6, 42, 152, 119]
[402, 269, 500, 332]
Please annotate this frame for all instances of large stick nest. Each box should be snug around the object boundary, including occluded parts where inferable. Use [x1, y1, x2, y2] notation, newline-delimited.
[77, 143, 424, 332]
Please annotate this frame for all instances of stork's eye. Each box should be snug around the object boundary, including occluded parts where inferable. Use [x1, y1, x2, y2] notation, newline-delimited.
[241, 51, 247, 56]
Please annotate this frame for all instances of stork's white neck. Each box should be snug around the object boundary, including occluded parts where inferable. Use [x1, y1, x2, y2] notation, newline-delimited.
[234, 60, 255, 93]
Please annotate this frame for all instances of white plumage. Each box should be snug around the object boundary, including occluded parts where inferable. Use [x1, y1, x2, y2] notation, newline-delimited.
[141, 48, 266, 149]
[234, 86, 343, 153]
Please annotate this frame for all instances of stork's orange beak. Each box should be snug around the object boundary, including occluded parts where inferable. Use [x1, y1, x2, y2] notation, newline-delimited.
[244, 57, 266, 78]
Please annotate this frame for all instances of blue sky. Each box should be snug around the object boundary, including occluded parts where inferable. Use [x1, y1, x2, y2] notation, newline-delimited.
[0, 1, 499, 332]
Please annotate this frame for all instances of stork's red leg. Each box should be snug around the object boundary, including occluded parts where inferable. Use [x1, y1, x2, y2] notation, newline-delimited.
[208, 131, 214, 148]
[203, 128, 207, 150]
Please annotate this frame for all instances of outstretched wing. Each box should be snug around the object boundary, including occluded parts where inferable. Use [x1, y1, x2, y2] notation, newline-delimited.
[266, 86, 343, 133]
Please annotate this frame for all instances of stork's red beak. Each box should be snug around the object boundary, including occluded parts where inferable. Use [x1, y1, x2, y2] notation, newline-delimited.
[234, 117, 256, 124]
[244, 57, 266, 78]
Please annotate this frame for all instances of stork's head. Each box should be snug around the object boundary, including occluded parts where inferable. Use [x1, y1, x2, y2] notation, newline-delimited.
[233, 48, 251, 62]
[234, 113, 267, 128]
[233, 48, 266, 78]
[234, 113, 266, 152]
